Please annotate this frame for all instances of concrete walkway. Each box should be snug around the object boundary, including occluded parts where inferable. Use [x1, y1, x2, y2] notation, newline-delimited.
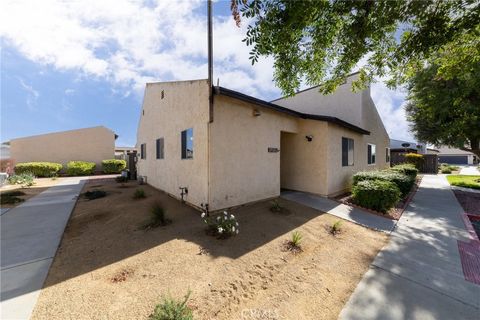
[281, 191, 396, 232]
[1, 178, 85, 320]
[459, 165, 480, 175]
[339, 175, 480, 320]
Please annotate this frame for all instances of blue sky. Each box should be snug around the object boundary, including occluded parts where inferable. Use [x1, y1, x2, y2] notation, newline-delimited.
[1, 0, 412, 147]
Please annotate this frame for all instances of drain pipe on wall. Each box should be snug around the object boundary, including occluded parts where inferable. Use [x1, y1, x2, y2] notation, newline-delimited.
[206, 0, 214, 213]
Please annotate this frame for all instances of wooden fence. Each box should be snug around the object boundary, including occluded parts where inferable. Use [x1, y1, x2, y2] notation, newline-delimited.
[390, 153, 438, 174]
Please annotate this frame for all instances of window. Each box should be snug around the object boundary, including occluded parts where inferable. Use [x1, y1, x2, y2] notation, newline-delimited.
[156, 138, 164, 159]
[181, 128, 193, 159]
[368, 144, 376, 165]
[342, 137, 354, 166]
[386, 147, 390, 163]
[140, 143, 146, 159]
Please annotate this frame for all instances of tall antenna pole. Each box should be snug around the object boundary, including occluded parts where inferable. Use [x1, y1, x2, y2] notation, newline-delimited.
[207, 0, 213, 122]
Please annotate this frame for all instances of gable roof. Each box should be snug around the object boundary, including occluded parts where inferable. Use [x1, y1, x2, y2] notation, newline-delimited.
[214, 86, 370, 135]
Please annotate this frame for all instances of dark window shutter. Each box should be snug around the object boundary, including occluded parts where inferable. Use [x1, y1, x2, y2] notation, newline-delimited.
[368, 144, 372, 164]
[156, 139, 159, 159]
[342, 137, 348, 166]
[181, 130, 186, 159]
[160, 138, 164, 159]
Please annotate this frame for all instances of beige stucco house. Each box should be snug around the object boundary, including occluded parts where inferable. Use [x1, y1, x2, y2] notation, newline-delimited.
[136, 74, 390, 211]
[10, 126, 116, 169]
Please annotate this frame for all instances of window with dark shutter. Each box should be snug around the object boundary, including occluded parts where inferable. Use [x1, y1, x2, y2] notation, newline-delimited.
[368, 144, 376, 164]
[141, 143, 146, 159]
[342, 137, 354, 166]
[156, 138, 164, 159]
[181, 128, 193, 159]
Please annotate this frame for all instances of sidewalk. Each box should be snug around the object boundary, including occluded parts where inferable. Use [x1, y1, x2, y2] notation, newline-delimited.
[281, 191, 396, 232]
[459, 166, 480, 175]
[339, 175, 480, 320]
[1, 177, 85, 320]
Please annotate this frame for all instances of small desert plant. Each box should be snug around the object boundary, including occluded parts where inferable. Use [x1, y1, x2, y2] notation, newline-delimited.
[331, 220, 343, 235]
[1, 190, 26, 205]
[115, 176, 129, 183]
[143, 203, 172, 229]
[133, 188, 146, 199]
[8, 172, 35, 187]
[270, 199, 283, 212]
[84, 189, 107, 200]
[51, 175, 58, 181]
[202, 211, 239, 238]
[284, 231, 303, 253]
[291, 231, 303, 247]
[149, 291, 193, 320]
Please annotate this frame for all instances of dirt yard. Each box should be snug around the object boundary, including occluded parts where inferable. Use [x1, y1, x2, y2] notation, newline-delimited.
[0, 178, 60, 208]
[31, 179, 388, 320]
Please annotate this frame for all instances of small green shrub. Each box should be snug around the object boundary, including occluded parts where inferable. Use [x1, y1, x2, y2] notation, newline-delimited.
[291, 231, 303, 247]
[390, 164, 418, 178]
[102, 159, 127, 174]
[352, 180, 401, 213]
[270, 199, 282, 212]
[331, 220, 343, 235]
[284, 231, 303, 253]
[1, 190, 26, 205]
[149, 291, 193, 320]
[405, 153, 424, 169]
[115, 176, 129, 183]
[7, 172, 35, 187]
[66, 161, 96, 176]
[84, 189, 106, 200]
[143, 203, 172, 229]
[441, 168, 452, 174]
[202, 211, 239, 238]
[14, 162, 62, 177]
[133, 188, 146, 199]
[353, 170, 414, 196]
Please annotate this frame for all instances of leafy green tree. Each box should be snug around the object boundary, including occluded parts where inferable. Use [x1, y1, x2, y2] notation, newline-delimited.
[405, 27, 480, 157]
[231, 0, 480, 95]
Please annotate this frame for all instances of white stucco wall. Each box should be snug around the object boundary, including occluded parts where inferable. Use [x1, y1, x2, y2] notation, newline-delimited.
[136, 80, 210, 208]
[272, 75, 364, 128]
[208, 95, 298, 210]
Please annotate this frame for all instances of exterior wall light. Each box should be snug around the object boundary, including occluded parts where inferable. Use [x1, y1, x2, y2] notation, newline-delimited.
[253, 109, 261, 117]
[305, 135, 313, 142]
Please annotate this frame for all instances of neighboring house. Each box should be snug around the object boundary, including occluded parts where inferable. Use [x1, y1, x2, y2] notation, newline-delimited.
[0, 142, 10, 160]
[390, 139, 426, 155]
[436, 146, 478, 165]
[10, 126, 117, 169]
[115, 146, 137, 161]
[136, 75, 390, 211]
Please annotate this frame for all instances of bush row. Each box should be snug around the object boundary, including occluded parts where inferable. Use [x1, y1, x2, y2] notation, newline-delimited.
[14, 162, 62, 177]
[13, 159, 127, 176]
[351, 164, 418, 213]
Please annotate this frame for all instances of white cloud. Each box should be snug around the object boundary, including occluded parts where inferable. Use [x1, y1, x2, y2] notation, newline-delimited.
[371, 82, 414, 142]
[17, 77, 39, 110]
[0, 0, 280, 98]
[2, 0, 408, 139]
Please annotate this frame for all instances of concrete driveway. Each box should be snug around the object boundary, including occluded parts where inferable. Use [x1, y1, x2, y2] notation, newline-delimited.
[1, 178, 85, 320]
[339, 175, 480, 320]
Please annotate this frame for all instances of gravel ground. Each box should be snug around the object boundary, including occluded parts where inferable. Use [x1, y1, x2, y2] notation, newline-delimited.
[31, 179, 388, 320]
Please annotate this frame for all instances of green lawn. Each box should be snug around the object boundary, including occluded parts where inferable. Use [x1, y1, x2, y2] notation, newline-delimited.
[446, 175, 480, 190]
